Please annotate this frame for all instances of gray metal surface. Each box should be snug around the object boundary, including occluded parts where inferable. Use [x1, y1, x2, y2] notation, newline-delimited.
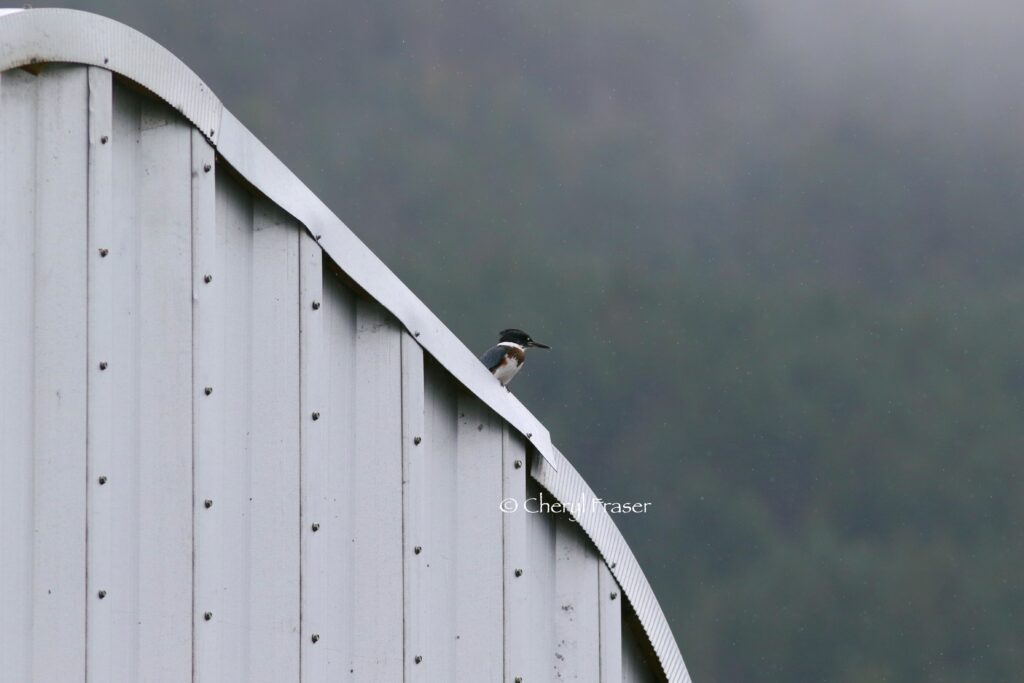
[0, 8, 690, 682]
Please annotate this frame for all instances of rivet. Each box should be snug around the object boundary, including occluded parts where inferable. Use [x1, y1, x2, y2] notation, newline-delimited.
[527, 433, 533, 439]
[514, 568, 523, 577]
[414, 655, 422, 664]
[311, 411, 320, 421]
[414, 331, 420, 338]
[203, 274, 213, 284]
[204, 499, 213, 509]
[98, 475, 108, 485]
[610, 591, 618, 600]
[98, 590, 107, 599]
[413, 436, 422, 445]
[311, 633, 320, 643]
[311, 522, 320, 532]
[515, 678, 523, 683]
[103, 57, 109, 64]
[98, 248, 109, 257]
[610, 562, 617, 569]
[204, 386, 213, 396]
[314, 234, 322, 241]
[203, 163, 212, 173]
[514, 459, 523, 469]
[204, 612, 212, 621]
[99, 361, 108, 371]
[209, 128, 215, 136]
[100, 135, 109, 145]
[311, 300, 321, 310]
[414, 546, 422, 555]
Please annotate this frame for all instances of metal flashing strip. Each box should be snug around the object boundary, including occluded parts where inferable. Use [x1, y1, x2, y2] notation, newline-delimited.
[0, 8, 221, 144]
[532, 448, 691, 683]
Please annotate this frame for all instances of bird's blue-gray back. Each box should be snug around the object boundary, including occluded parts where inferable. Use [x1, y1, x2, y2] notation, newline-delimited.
[480, 344, 508, 371]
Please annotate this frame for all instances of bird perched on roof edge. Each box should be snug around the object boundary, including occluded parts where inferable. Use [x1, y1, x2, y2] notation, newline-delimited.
[480, 328, 550, 387]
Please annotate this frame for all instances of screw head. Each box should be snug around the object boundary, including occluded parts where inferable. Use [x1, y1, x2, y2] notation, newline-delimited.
[611, 591, 618, 600]
[610, 562, 616, 569]
[311, 300, 321, 310]
[98, 248, 109, 257]
[204, 386, 213, 396]
[514, 568, 523, 577]
[414, 655, 422, 664]
[311, 633, 320, 643]
[98, 475, 107, 485]
[203, 163, 212, 173]
[98, 590, 107, 599]
[414, 545, 422, 555]
[100, 135, 109, 145]
[515, 678, 523, 683]
[413, 436, 422, 445]
[203, 274, 213, 284]
[204, 612, 212, 621]
[204, 499, 213, 509]
[98, 361, 108, 371]
[527, 433, 533, 439]
[311, 522, 320, 532]
[514, 459, 523, 469]
[311, 411, 320, 421]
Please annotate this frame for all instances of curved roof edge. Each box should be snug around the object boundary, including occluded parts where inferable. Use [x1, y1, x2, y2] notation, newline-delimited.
[0, 8, 689, 681]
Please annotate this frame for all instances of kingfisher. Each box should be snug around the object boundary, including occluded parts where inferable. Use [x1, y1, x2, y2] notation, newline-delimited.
[480, 328, 550, 387]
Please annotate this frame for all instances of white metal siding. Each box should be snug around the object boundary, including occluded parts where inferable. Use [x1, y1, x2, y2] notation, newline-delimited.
[1, 15, 687, 678]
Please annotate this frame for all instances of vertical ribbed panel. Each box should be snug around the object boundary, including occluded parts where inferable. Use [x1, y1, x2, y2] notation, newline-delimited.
[299, 233, 339, 681]
[555, 514, 602, 681]
[350, 296, 404, 678]
[410, 359, 458, 680]
[0, 64, 89, 683]
[33, 63, 89, 683]
[85, 65, 115, 682]
[0, 66, 39, 683]
[320, 266, 358, 671]
[402, 334, 427, 681]
[503, 426, 530, 683]
[523, 479, 558, 681]
[598, 562, 623, 682]
[452, 392, 504, 680]
[247, 198, 301, 679]
[129, 83, 196, 679]
[191, 123, 219, 683]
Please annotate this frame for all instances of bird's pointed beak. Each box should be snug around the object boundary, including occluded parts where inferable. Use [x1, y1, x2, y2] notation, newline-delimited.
[530, 340, 551, 349]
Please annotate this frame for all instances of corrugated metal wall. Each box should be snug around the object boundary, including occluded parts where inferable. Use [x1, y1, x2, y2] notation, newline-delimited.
[0, 63, 663, 681]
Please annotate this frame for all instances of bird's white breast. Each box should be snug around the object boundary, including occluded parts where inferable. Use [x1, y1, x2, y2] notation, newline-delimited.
[493, 343, 525, 385]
